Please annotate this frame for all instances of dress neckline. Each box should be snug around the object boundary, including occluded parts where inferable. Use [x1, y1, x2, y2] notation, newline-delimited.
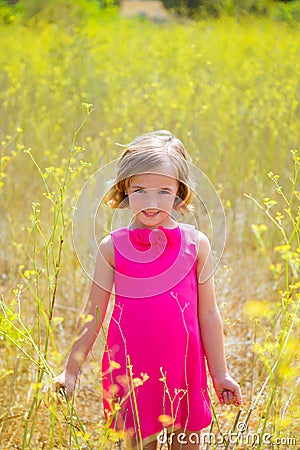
[128, 224, 180, 231]
[128, 224, 180, 246]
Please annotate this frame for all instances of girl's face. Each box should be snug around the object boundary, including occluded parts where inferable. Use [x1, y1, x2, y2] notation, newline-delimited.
[126, 170, 179, 229]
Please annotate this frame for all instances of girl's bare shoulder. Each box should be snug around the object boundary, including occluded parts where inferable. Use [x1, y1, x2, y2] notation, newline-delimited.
[195, 229, 211, 259]
[98, 234, 114, 268]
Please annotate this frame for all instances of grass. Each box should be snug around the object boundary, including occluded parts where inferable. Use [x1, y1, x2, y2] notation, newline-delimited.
[0, 3, 299, 448]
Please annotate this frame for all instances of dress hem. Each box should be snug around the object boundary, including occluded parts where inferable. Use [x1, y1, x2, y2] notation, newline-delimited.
[133, 425, 182, 448]
[132, 422, 211, 448]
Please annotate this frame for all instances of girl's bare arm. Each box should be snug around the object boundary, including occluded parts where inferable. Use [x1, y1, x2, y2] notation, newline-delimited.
[196, 231, 241, 406]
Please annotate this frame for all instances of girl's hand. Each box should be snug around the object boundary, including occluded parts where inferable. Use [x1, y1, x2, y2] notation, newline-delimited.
[212, 373, 242, 407]
[53, 370, 76, 400]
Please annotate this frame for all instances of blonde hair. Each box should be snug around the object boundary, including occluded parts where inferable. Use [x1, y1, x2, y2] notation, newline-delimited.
[104, 130, 195, 215]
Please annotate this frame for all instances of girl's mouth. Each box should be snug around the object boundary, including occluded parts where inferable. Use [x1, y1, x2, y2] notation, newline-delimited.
[142, 210, 160, 218]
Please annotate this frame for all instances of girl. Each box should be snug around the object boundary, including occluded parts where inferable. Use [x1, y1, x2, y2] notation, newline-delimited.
[54, 130, 242, 449]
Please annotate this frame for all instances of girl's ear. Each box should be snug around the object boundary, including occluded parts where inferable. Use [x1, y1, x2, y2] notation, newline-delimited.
[120, 193, 129, 208]
[174, 197, 183, 205]
[173, 198, 185, 217]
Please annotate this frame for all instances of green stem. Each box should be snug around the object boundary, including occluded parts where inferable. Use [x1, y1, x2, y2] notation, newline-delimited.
[243, 194, 289, 243]
[127, 355, 143, 450]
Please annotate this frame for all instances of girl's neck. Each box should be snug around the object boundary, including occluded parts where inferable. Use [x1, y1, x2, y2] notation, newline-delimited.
[128, 217, 179, 230]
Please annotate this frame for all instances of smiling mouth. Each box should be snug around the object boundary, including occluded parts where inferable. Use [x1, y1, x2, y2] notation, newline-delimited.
[142, 210, 160, 217]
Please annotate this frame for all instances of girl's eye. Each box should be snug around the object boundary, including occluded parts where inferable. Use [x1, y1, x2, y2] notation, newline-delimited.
[132, 189, 171, 194]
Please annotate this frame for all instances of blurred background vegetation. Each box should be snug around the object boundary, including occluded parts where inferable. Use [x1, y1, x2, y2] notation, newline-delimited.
[1, 0, 300, 21]
[0, 0, 299, 448]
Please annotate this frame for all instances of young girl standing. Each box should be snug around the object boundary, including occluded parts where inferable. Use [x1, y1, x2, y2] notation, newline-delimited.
[55, 130, 242, 449]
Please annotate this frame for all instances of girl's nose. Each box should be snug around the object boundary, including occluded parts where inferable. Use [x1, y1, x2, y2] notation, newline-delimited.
[145, 191, 159, 209]
[145, 197, 158, 209]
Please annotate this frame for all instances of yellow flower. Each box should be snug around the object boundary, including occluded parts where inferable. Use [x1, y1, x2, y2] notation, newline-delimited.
[110, 361, 121, 370]
[158, 414, 174, 426]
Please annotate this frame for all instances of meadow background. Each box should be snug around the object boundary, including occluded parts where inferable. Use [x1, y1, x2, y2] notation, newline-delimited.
[0, 0, 299, 448]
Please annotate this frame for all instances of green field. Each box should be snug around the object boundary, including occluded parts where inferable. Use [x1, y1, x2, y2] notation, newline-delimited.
[0, 2, 299, 448]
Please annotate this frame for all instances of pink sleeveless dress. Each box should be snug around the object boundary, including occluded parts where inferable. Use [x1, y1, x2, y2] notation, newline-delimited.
[101, 223, 212, 444]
